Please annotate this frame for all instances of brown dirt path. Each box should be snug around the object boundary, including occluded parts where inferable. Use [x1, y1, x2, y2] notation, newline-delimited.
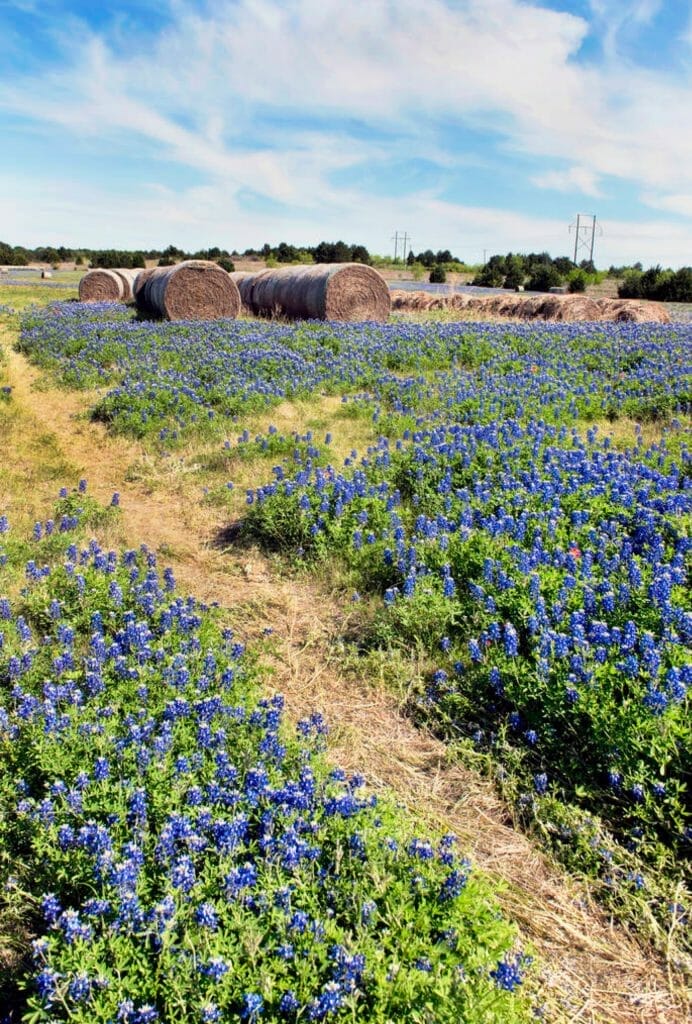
[2, 343, 688, 1024]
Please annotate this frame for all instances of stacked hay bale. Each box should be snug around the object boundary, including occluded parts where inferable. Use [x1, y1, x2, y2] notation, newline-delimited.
[134, 261, 241, 321]
[79, 269, 131, 302]
[237, 264, 390, 321]
[229, 271, 258, 314]
[132, 268, 156, 307]
[112, 268, 140, 300]
[78, 268, 141, 302]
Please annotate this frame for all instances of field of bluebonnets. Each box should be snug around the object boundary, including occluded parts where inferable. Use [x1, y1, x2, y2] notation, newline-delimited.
[3, 299, 691, 1016]
[0, 484, 536, 1023]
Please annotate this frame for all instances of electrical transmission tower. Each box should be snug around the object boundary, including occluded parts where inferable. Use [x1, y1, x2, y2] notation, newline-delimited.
[569, 213, 599, 265]
[391, 231, 410, 263]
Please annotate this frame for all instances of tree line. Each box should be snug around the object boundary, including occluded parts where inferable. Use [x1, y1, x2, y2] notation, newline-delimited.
[0, 239, 465, 271]
[471, 251, 692, 300]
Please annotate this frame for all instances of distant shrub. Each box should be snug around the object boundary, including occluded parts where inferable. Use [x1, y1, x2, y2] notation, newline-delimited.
[503, 266, 525, 290]
[568, 270, 587, 293]
[618, 270, 642, 299]
[158, 256, 176, 267]
[216, 256, 235, 272]
[472, 263, 504, 288]
[430, 265, 447, 284]
[665, 266, 692, 302]
[618, 266, 692, 303]
[526, 264, 563, 292]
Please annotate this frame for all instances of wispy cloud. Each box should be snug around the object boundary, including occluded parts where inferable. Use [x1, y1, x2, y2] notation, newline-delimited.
[0, 0, 690, 263]
[532, 165, 604, 198]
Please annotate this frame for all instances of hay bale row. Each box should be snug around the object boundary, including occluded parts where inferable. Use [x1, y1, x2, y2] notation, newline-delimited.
[229, 271, 258, 314]
[231, 264, 390, 322]
[79, 268, 140, 303]
[134, 261, 240, 321]
[82, 262, 390, 322]
[390, 290, 670, 324]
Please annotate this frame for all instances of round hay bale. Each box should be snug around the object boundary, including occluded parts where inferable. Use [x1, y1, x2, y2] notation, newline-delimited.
[229, 271, 259, 314]
[250, 264, 390, 321]
[78, 269, 125, 303]
[142, 260, 241, 321]
[113, 268, 139, 302]
[133, 268, 156, 313]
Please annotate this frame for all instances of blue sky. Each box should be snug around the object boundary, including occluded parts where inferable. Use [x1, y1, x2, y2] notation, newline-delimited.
[0, 0, 690, 266]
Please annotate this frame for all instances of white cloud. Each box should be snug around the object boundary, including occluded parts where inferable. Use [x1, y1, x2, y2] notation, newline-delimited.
[1, 170, 690, 268]
[0, 0, 690, 264]
[641, 193, 692, 218]
[588, 0, 662, 58]
[532, 166, 604, 197]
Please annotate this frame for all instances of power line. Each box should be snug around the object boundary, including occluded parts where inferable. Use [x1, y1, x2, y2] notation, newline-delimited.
[569, 214, 601, 265]
[391, 231, 410, 262]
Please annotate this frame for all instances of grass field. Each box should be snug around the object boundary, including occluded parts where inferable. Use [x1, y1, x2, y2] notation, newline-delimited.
[0, 286, 689, 1023]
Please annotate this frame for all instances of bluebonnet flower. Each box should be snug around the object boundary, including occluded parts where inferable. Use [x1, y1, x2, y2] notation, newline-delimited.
[307, 983, 343, 1019]
[533, 773, 548, 795]
[198, 958, 229, 981]
[491, 954, 531, 991]
[241, 993, 264, 1020]
[194, 902, 218, 930]
[279, 991, 300, 1015]
[201, 1005, 222, 1023]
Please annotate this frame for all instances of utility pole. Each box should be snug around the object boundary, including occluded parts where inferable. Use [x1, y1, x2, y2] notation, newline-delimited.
[570, 214, 598, 265]
[392, 231, 410, 263]
[401, 232, 410, 262]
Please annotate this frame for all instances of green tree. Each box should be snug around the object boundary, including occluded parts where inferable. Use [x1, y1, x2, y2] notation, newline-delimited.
[276, 242, 298, 263]
[472, 254, 505, 288]
[553, 256, 575, 275]
[351, 244, 371, 265]
[503, 254, 525, 289]
[567, 269, 587, 293]
[527, 264, 563, 292]
[618, 270, 643, 299]
[665, 267, 692, 302]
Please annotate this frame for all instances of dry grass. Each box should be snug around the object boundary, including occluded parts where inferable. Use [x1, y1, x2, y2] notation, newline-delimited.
[0, 300, 689, 1023]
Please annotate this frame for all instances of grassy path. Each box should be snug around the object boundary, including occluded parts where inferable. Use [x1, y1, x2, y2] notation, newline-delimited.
[0, 327, 688, 1024]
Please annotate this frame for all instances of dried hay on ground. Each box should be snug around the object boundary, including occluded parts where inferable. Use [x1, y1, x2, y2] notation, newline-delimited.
[391, 290, 671, 323]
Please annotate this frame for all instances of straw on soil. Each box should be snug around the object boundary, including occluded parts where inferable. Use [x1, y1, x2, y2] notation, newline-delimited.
[249, 264, 391, 321]
[391, 290, 671, 323]
[141, 260, 241, 321]
[78, 268, 126, 303]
